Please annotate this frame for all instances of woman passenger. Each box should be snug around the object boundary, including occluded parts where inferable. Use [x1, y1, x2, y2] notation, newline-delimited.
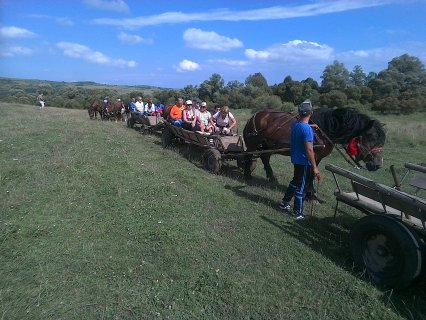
[210, 105, 237, 135]
[182, 100, 201, 131]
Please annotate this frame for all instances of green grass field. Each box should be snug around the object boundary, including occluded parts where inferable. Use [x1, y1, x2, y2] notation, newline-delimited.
[1, 103, 425, 319]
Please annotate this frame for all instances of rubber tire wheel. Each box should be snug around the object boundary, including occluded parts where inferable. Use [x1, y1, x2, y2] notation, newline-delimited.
[161, 126, 173, 148]
[203, 148, 222, 174]
[350, 214, 424, 290]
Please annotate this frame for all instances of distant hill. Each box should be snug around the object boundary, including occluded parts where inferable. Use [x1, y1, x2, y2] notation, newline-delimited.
[0, 77, 173, 108]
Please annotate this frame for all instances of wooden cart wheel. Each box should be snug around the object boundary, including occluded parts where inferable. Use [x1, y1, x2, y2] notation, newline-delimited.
[161, 126, 173, 148]
[350, 214, 424, 289]
[203, 148, 222, 174]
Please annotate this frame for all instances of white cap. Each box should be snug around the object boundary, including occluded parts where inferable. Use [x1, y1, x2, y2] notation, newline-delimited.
[185, 100, 192, 105]
[201, 102, 207, 107]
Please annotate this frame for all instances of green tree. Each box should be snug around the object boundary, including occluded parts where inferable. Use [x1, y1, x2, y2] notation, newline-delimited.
[320, 60, 350, 93]
[349, 65, 366, 86]
[198, 73, 225, 103]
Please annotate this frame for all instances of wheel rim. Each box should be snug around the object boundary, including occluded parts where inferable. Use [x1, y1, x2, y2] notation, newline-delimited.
[362, 232, 402, 279]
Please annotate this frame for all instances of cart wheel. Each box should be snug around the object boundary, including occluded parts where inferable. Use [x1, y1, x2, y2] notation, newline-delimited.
[203, 148, 222, 174]
[350, 214, 424, 289]
[237, 158, 257, 173]
[161, 126, 173, 148]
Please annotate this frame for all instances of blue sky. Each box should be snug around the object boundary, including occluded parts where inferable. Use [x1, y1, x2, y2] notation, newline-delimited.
[1, 0, 425, 88]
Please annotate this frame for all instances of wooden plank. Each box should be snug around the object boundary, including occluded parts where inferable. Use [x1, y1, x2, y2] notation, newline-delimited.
[335, 191, 426, 235]
[405, 162, 426, 174]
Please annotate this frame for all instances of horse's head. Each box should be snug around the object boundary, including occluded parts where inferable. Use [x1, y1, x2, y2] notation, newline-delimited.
[354, 120, 386, 171]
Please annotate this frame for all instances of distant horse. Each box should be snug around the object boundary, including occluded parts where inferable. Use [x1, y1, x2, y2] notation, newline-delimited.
[104, 100, 125, 122]
[243, 107, 386, 195]
[88, 99, 104, 120]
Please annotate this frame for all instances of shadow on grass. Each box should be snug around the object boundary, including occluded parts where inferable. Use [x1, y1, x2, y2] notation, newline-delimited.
[153, 139, 287, 190]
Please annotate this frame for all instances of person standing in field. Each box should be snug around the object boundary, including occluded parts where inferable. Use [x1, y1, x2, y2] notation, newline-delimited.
[37, 93, 45, 109]
[278, 100, 321, 220]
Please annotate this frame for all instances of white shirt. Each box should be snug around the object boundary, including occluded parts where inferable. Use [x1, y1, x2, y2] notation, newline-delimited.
[145, 103, 156, 113]
[135, 101, 144, 112]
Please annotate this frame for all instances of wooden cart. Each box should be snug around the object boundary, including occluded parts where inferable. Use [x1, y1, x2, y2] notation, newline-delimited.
[161, 122, 322, 174]
[326, 163, 426, 289]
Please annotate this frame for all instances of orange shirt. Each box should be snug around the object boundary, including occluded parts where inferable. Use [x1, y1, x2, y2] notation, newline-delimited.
[170, 105, 185, 120]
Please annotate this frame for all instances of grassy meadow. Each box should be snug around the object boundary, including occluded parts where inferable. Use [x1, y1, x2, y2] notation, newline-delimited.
[1, 102, 425, 319]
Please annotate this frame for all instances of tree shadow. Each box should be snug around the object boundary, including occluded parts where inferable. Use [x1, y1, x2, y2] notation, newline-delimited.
[225, 183, 426, 320]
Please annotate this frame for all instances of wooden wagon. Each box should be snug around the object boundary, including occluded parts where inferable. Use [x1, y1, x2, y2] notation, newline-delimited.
[161, 122, 326, 174]
[131, 115, 164, 134]
[326, 163, 426, 289]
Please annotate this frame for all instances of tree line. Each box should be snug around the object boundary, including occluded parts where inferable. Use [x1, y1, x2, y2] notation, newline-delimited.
[1, 54, 425, 114]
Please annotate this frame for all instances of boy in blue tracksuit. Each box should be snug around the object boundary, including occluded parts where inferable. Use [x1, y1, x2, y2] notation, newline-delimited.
[279, 100, 321, 220]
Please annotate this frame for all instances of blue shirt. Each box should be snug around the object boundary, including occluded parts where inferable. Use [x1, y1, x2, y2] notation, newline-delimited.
[130, 102, 136, 111]
[290, 121, 314, 166]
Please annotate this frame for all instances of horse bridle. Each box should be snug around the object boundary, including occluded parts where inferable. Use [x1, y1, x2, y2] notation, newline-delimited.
[354, 136, 383, 160]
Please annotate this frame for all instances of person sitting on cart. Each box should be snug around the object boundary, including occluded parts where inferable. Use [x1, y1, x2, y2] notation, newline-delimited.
[210, 105, 237, 135]
[169, 97, 185, 127]
[199, 102, 213, 133]
[182, 100, 201, 131]
[155, 101, 164, 115]
[145, 99, 156, 116]
[134, 96, 145, 117]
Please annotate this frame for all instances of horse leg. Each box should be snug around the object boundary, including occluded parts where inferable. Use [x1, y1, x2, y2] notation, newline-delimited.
[243, 155, 254, 179]
[260, 154, 277, 182]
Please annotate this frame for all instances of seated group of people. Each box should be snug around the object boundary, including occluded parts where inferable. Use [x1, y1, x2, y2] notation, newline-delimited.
[131, 96, 164, 117]
[169, 98, 237, 135]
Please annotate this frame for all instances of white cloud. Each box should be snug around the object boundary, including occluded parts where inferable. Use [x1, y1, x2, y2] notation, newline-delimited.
[175, 59, 200, 72]
[117, 32, 153, 45]
[83, 0, 129, 13]
[27, 14, 74, 26]
[210, 59, 248, 67]
[55, 17, 74, 27]
[0, 45, 33, 57]
[183, 28, 243, 51]
[92, 1, 389, 27]
[0, 26, 36, 39]
[245, 40, 333, 62]
[57, 42, 137, 67]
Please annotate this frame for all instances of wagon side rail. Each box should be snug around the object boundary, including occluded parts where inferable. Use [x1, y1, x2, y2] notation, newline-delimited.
[325, 163, 426, 235]
[165, 122, 209, 147]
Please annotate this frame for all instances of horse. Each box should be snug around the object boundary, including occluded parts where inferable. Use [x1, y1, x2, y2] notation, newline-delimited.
[242, 107, 386, 196]
[88, 99, 104, 120]
[104, 100, 125, 122]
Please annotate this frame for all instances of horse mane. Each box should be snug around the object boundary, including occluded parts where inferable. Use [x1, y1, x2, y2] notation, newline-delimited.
[311, 107, 386, 146]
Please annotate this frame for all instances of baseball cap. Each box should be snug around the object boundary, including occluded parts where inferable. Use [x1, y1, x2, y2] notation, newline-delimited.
[298, 100, 313, 116]
[185, 100, 192, 105]
[201, 102, 207, 107]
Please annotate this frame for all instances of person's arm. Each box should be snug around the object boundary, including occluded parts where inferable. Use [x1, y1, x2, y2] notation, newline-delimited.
[228, 114, 237, 130]
[182, 110, 189, 123]
[305, 141, 321, 180]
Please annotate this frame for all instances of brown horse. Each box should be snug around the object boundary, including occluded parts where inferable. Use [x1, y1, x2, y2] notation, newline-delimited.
[104, 100, 125, 122]
[88, 99, 104, 120]
[243, 108, 386, 194]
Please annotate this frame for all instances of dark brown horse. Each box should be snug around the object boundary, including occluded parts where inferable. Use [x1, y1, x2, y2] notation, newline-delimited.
[88, 99, 104, 120]
[104, 100, 125, 122]
[243, 108, 386, 194]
